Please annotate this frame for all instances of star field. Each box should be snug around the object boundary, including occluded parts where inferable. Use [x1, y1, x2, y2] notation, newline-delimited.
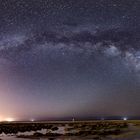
[0, 0, 140, 121]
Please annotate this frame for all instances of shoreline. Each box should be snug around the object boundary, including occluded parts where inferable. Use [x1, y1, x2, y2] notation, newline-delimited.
[0, 120, 140, 139]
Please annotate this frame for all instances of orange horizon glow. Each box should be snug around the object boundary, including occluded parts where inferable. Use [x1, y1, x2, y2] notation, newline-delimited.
[0, 117, 16, 122]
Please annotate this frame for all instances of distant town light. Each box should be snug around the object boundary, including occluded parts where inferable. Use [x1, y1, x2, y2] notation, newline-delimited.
[5, 118, 15, 122]
[123, 117, 128, 121]
[30, 119, 35, 122]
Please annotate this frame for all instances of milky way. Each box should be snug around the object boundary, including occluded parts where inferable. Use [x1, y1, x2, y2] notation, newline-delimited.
[0, 0, 140, 121]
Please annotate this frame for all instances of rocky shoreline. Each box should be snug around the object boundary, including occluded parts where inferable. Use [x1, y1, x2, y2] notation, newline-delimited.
[1, 121, 140, 140]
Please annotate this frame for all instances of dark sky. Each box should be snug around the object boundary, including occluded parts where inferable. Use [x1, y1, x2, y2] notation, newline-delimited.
[0, 0, 140, 121]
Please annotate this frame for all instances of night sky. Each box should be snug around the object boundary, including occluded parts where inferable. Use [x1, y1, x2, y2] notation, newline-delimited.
[0, 0, 140, 121]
